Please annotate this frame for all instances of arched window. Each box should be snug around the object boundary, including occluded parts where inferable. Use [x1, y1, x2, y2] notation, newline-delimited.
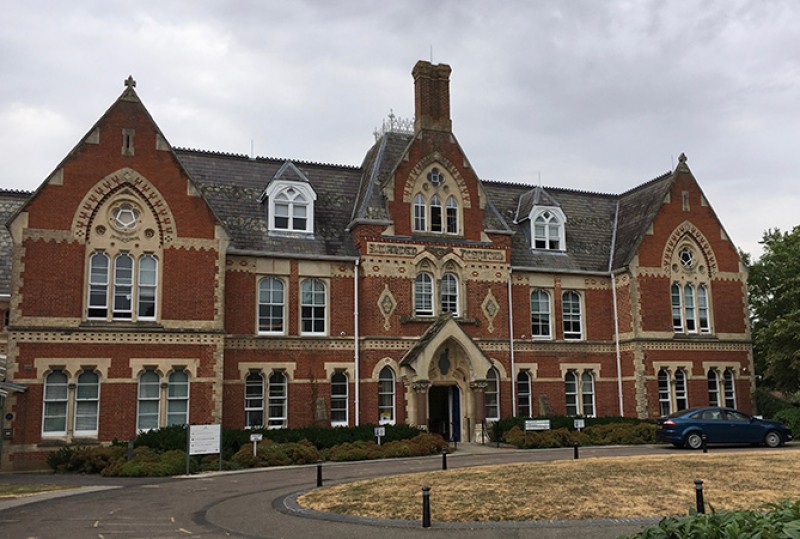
[43, 370, 68, 435]
[684, 285, 696, 332]
[113, 253, 134, 319]
[88, 252, 110, 319]
[378, 366, 395, 425]
[167, 370, 189, 426]
[581, 371, 595, 417]
[300, 278, 326, 334]
[137, 255, 158, 320]
[533, 210, 563, 250]
[268, 371, 288, 428]
[564, 371, 578, 417]
[413, 194, 426, 232]
[675, 368, 688, 411]
[415, 272, 434, 316]
[445, 196, 458, 234]
[671, 283, 683, 332]
[697, 285, 710, 332]
[245, 372, 264, 428]
[485, 368, 500, 421]
[707, 369, 720, 406]
[137, 369, 160, 431]
[658, 368, 672, 417]
[258, 277, 285, 334]
[440, 273, 459, 315]
[75, 371, 100, 435]
[723, 368, 736, 408]
[517, 371, 532, 417]
[562, 291, 583, 340]
[531, 290, 551, 338]
[273, 188, 309, 231]
[330, 372, 348, 427]
[430, 195, 443, 233]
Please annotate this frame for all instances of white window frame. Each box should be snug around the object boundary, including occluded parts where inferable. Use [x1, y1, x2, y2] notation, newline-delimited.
[430, 195, 443, 233]
[300, 278, 327, 335]
[137, 369, 161, 432]
[517, 371, 532, 417]
[42, 370, 68, 436]
[723, 368, 736, 408]
[530, 207, 567, 251]
[74, 370, 100, 436]
[581, 371, 596, 417]
[657, 368, 672, 417]
[265, 181, 316, 234]
[330, 371, 348, 427]
[531, 289, 552, 339]
[113, 253, 134, 319]
[562, 291, 583, 340]
[708, 369, 720, 406]
[485, 368, 500, 421]
[88, 252, 110, 319]
[166, 370, 189, 426]
[565, 370, 579, 417]
[671, 283, 683, 332]
[413, 193, 426, 232]
[137, 254, 158, 320]
[268, 371, 288, 429]
[415, 272, 434, 317]
[245, 371, 265, 428]
[675, 368, 688, 411]
[445, 196, 458, 234]
[697, 284, 710, 333]
[378, 366, 395, 425]
[258, 277, 285, 335]
[440, 273, 459, 316]
[684, 284, 696, 332]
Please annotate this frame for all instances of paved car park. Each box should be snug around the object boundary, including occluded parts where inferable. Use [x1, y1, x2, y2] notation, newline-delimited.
[1, 443, 797, 538]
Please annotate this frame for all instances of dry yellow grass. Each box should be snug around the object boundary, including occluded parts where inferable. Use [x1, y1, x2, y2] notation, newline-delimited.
[298, 451, 800, 521]
[0, 483, 76, 498]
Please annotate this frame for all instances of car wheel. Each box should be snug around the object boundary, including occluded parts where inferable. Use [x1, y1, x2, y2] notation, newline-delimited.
[764, 431, 782, 448]
[685, 432, 704, 450]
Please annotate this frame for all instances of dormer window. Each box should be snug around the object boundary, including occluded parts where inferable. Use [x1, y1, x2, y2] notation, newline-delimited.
[273, 187, 308, 231]
[531, 208, 566, 251]
[515, 186, 567, 252]
[261, 161, 317, 235]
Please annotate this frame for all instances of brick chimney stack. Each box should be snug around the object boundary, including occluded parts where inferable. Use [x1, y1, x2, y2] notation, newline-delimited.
[412, 60, 452, 133]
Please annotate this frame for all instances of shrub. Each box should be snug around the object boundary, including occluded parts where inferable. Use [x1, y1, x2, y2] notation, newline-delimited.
[774, 407, 800, 435]
[102, 448, 187, 477]
[230, 439, 322, 468]
[133, 425, 187, 453]
[621, 500, 800, 538]
[47, 445, 125, 474]
[492, 416, 650, 442]
[753, 386, 798, 418]
[502, 423, 655, 449]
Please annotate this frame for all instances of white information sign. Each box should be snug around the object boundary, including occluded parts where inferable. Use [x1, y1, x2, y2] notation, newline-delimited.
[250, 433, 263, 442]
[574, 419, 586, 430]
[524, 419, 551, 431]
[189, 424, 222, 456]
[374, 426, 386, 437]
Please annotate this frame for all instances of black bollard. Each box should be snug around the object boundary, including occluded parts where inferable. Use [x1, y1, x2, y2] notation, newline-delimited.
[701, 433, 708, 454]
[573, 442, 579, 460]
[316, 460, 323, 487]
[694, 479, 705, 514]
[422, 486, 431, 528]
[441, 448, 448, 470]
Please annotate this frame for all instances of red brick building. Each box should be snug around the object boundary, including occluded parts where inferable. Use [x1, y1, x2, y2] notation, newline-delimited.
[0, 62, 752, 469]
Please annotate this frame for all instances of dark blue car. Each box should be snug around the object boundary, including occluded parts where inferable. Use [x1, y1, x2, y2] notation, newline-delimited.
[657, 406, 793, 449]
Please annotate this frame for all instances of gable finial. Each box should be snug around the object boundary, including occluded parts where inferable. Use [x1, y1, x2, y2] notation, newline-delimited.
[124, 76, 136, 89]
[678, 152, 687, 164]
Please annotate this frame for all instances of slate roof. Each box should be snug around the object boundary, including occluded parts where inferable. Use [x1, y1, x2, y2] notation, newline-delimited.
[0, 190, 30, 296]
[351, 132, 413, 225]
[174, 150, 363, 259]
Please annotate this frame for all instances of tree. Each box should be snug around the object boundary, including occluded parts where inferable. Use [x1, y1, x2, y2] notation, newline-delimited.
[747, 226, 800, 391]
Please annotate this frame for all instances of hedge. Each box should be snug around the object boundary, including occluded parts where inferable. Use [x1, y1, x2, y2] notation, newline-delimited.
[492, 415, 652, 443]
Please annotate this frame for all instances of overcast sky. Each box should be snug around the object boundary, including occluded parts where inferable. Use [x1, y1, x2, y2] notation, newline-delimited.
[1, 0, 798, 259]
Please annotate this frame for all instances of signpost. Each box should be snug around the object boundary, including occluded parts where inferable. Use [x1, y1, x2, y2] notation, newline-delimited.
[524, 419, 551, 431]
[374, 426, 385, 446]
[186, 424, 222, 475]
[250, 432, 263, 456]
[574, 419, 585, 431]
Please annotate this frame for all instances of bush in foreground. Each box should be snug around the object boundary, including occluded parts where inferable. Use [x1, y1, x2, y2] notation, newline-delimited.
[622, 500, 800, 538]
